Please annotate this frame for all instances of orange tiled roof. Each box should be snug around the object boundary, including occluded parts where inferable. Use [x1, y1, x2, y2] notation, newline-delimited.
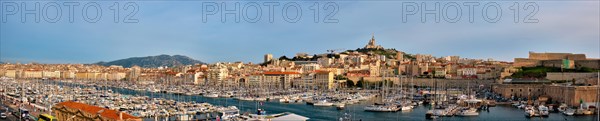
[263, 71, 300, 75]
[313, 70, 331, 74]
[55, 101, 140, 120]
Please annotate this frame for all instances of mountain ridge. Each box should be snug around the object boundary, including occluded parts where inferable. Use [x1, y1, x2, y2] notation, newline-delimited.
[95, 54, 205, 68]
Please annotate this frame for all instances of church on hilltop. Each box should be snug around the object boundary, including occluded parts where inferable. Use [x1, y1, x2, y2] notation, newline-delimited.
[363, 34, 384, 50]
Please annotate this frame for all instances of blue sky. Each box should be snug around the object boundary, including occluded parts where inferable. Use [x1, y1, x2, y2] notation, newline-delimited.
[1, 1, 598, 64]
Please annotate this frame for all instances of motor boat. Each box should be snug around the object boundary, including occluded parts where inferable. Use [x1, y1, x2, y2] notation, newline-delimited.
[524, 106, 538, 118]
[219, 92, 233, 98]
[335, 103, 345, 110]
[364, 104, 398, 112]
[558, 104, 568, 112]
[425, 110, 439, 119]
[217, 106, 240, 120]
[563, 108, 575, 116]
[457, 108, 479, 116]
[278, 97, 290, 103]
[205, 93, 219, 98]
[538, 105, 549, 117]
[399, 105, 413, 111]
[314, 100, 333, 106]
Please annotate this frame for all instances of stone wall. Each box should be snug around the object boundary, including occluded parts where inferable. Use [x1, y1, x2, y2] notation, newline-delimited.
[492, 84, 545, 99]
[546, 72, 597, 80]
[576, 60, 600, 69]
[572, 86, 599, 106]
[514, 58, 540, 67]
[492, 84, 599, 106]
[514, 59, 600, 69]
[529, 52, 586, 60]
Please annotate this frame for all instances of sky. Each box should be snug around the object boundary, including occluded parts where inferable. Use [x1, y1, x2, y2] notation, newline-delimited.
[1, 1, 599, 64]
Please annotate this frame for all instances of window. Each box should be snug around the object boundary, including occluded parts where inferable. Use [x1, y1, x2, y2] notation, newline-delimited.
[520, 89, 522, 92]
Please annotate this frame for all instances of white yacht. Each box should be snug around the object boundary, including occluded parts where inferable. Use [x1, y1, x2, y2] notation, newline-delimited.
[524, 106, 539, 118]
[399, 105, 413, 111]
[395, 101, 414, 111]
[254, 97, 267, 101]
[563, 108, 575, 116]
[278, 97, 290, 103]
[538, 105, 550, 117]
[219, 92, 233, 98]
[457, 108, 479, 116]
[205, 93, 219, 98]
[313, 100, 334, 106]
[239, 96, 255, 101]
[335, 103, 345, 110]
[364, 104, 398, 112]
[217, 106, 240, 120]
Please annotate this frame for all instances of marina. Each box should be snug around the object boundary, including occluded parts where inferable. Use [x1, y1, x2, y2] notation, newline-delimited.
[1, 79, 598, 121]
[1, 0, 600, 121]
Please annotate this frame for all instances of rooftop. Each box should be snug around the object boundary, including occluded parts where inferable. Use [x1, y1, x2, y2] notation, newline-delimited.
[263, 71, 301, 75]
[54, 101, 141, 120]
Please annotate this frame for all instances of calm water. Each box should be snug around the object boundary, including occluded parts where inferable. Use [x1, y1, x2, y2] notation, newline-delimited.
[57, 82, 598, 121]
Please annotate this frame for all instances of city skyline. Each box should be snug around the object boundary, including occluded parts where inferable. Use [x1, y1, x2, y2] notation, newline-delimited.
[1, 1, 598, 64]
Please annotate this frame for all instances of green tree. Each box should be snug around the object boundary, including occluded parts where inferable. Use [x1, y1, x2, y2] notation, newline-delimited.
[346, 80, 355, 88]
[356, 78, 365, 88]
[335, 75, 347, 80]
[279, 56, 291, 61]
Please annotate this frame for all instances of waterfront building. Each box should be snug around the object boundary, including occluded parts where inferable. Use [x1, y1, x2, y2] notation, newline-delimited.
[493, 80, 599, 106]
[75, 72, 87, 80]
[107, 72, 127, 81]
[192, 72, 205, 85]
[207, 63, 229, 84]
[294, 73, 315, 89]
[301, 63, 320, 74]
[42, 71, 61, 79]
[248, 71, 302, 90]
[247, 74, 264, 88]
[262, 71, 301, 90]
[4, 69, 17, 78]
[128, 66, 141, 81]
[23, 69, 43, 79]
[61, 70, 76, 79]
[52, 101, 141, 121]
[75, 72, 104, 80]
[315, 70, 335, 90]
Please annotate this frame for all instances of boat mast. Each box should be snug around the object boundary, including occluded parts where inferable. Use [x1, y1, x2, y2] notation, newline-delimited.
[400, 74, 403, 103]
[411, 76, 414, 101]
[596, 71, 600, 121]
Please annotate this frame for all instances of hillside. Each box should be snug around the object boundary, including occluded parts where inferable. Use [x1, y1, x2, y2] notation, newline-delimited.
[95, 55, 204, 68]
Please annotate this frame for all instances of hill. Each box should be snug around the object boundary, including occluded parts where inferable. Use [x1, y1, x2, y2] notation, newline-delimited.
[95, 55, 204, 68]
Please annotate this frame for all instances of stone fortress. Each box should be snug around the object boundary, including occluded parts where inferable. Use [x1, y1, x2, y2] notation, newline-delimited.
[514, 51, 599, 69]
